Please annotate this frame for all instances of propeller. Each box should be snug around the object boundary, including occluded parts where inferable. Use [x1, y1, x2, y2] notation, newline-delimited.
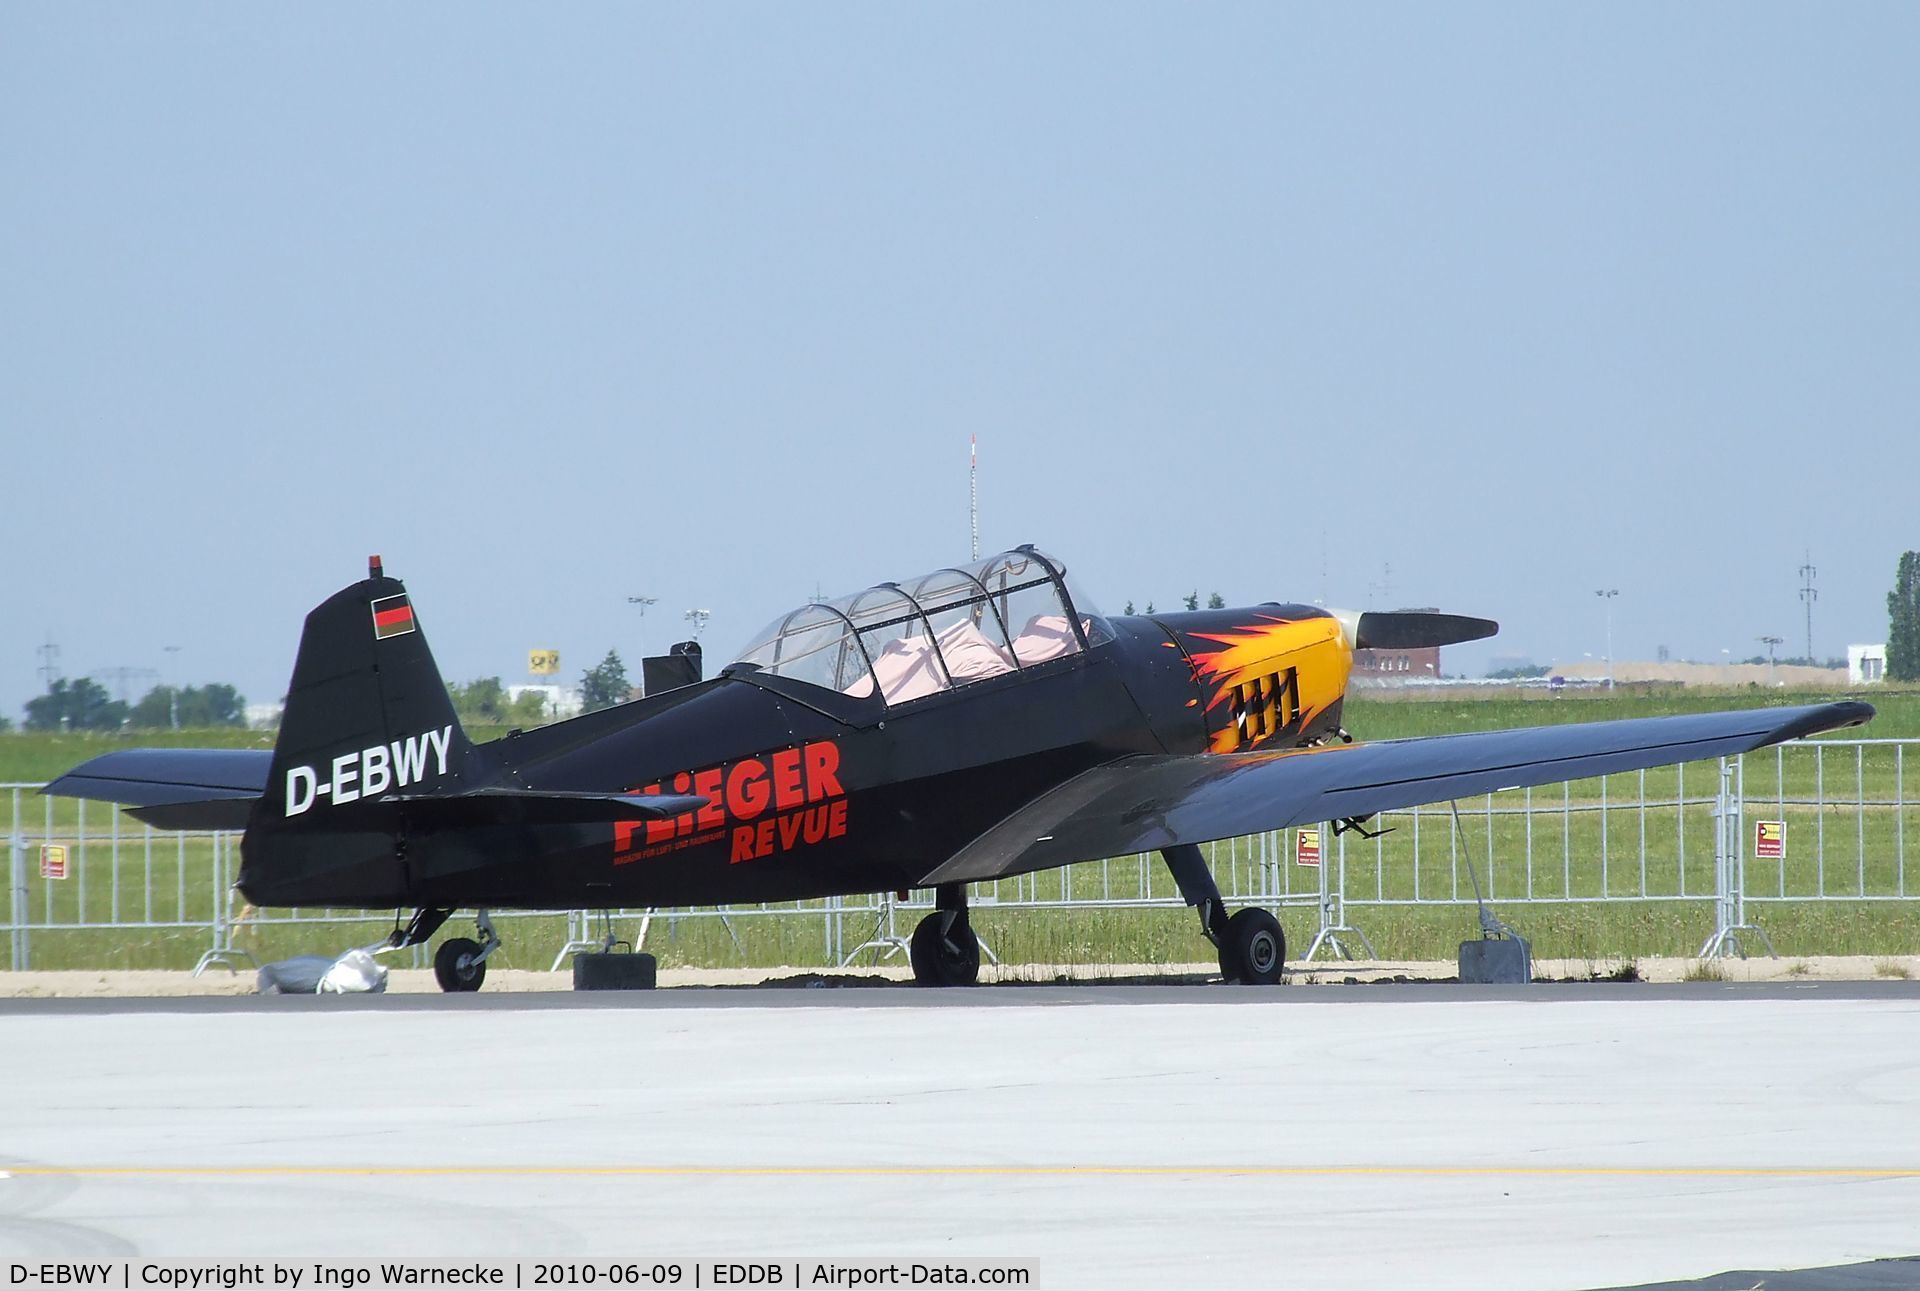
[1326, 609, 1499, 651]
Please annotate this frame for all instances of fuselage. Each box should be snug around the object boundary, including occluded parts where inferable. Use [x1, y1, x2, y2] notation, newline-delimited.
[236, 605, 1353, 910]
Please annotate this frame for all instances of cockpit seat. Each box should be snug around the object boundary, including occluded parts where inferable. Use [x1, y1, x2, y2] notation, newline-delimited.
[1010, 614, 1079, 664]
[936, 618, 1017, 682]
[868, 637, 947, 704]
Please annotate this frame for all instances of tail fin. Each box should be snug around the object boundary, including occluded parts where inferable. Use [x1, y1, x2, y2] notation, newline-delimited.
[260, 556, 482, 821]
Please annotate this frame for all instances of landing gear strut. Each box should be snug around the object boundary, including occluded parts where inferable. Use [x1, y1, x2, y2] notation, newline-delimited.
[432, 909, 502, 993]
[1162, 843, 1287, 984]
[909, 883, 980, 987]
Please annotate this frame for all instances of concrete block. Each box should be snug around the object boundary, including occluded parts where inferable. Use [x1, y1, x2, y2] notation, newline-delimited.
[573, 952, 658, 991]
[1459, 937, 1531, 984]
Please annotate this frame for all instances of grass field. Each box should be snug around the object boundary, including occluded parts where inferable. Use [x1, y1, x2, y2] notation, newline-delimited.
[5, 686, 1916, 972]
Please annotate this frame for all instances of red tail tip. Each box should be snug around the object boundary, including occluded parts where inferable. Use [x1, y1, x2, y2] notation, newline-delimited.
[369, 555, 384, 579]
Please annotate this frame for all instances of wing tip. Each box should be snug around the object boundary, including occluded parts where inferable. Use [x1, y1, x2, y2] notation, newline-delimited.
[1788, 699, 1875, 740]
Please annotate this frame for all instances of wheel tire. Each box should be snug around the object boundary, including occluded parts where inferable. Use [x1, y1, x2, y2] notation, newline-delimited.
[1218, 908, 1286, 985]
[434, 936, 488, 993]
[909, 911, 980, 987]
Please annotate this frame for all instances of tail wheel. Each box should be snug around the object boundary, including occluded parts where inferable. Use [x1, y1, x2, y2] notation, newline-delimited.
[434, 936, 487, 992]
[910, 911, 981, 987]
[1219, 908, 1286, 985]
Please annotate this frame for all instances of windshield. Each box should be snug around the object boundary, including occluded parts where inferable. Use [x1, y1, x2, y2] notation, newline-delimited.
[730, 545, 1112, 705]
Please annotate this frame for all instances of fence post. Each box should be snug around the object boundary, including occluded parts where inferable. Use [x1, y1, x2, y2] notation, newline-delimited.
[1699, 756, 1776, 959]
[1301, 824, 1377, 962]
[1314, 829, 1335, 953]
[8, 832, 27, 972]
[550, 909, 602, 971]
[191, 832, 258, 976]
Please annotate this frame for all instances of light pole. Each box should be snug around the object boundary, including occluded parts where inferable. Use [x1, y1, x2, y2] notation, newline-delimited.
[1758, 635, 1783, 687]
[684, 609, 712, 641]
[162, 645, 182, 730]
[1595, 589, 1618, 691]
[626, 596, 658, 657]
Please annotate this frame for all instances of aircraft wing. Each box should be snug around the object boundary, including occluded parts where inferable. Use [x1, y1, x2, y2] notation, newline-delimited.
[919, 701, 1874, 885]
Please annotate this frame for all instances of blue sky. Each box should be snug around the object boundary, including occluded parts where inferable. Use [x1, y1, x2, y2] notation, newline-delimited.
[3, 4, 1915, 714]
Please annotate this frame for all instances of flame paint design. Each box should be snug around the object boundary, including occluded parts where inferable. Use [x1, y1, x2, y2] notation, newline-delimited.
[1184, 614, 1352, 753]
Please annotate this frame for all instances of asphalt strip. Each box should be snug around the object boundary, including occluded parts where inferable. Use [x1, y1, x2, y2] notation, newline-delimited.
[1, 977, 1918, 1014]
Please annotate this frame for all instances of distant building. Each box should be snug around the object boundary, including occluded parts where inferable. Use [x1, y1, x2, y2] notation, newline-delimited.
[244, 702, 283, 730]
[1353, 645, 1440, 679]
[1848, 644, 1887, 685]
[1550, 660, 1846, 688]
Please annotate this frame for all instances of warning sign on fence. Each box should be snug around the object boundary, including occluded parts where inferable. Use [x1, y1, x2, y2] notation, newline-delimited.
[1754, 820, 1786, 860]
[1296, 827, 1322, 868]
[40, 844, 68, 880]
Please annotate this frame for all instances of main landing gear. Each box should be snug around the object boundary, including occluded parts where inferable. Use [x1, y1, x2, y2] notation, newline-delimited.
[908, 883, 980, 987]
[390, 907, 504, 993]
[1162, 843, 1287, 984]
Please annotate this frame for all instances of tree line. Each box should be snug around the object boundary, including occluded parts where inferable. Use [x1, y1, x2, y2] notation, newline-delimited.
[1121, 591, 1227, 616]
[16, 679, 246, 732]
[445, 651, 632, 726]
[1891, 552, 1920, 681]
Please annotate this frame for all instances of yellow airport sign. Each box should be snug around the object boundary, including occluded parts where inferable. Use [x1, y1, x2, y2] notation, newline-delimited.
[528, 650, 561, 676]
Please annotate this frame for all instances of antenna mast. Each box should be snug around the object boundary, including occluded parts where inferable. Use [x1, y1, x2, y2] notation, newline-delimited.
[1798, 551, 1817, 664]
[35, 637, 61, 690]
[969, 434, 979, 561]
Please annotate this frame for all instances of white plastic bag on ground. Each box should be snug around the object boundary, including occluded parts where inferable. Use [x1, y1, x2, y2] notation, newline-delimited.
[318, 947, 389, 994]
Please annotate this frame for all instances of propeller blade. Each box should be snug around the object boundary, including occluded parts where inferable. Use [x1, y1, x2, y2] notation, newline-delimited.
[1354, 611, 1499, 651]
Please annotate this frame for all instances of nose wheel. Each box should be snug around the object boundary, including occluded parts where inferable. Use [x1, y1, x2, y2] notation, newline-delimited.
[909, 884, 980, 986]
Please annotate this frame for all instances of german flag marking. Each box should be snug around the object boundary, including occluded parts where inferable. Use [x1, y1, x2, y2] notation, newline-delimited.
[371, 593, 416, 640]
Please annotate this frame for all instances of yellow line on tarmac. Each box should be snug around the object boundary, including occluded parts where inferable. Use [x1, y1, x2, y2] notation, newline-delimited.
[4, 1165, 1919, 1180]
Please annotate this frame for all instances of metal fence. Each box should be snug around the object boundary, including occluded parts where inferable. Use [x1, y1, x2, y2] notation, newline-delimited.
[7, 737, 1918, 973]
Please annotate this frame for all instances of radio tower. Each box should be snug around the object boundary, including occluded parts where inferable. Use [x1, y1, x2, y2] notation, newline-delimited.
[35, 637, 62, 690]
[969, 434, 979, 561]
[1798, 551, 1817, 665]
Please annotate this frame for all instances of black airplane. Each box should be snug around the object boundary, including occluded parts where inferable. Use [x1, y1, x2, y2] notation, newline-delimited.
[46, 546, 1873, 990]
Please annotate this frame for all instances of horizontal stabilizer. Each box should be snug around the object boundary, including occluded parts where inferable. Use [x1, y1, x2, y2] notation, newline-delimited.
[1355, 611, 1499, 650]
[43, 748, 713, 830]
[46, 749, 270, 830]
[385, 788, 712, 826]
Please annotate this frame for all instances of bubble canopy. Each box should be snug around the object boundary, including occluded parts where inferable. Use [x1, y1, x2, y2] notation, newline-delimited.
[729, 546, 1115, 706]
